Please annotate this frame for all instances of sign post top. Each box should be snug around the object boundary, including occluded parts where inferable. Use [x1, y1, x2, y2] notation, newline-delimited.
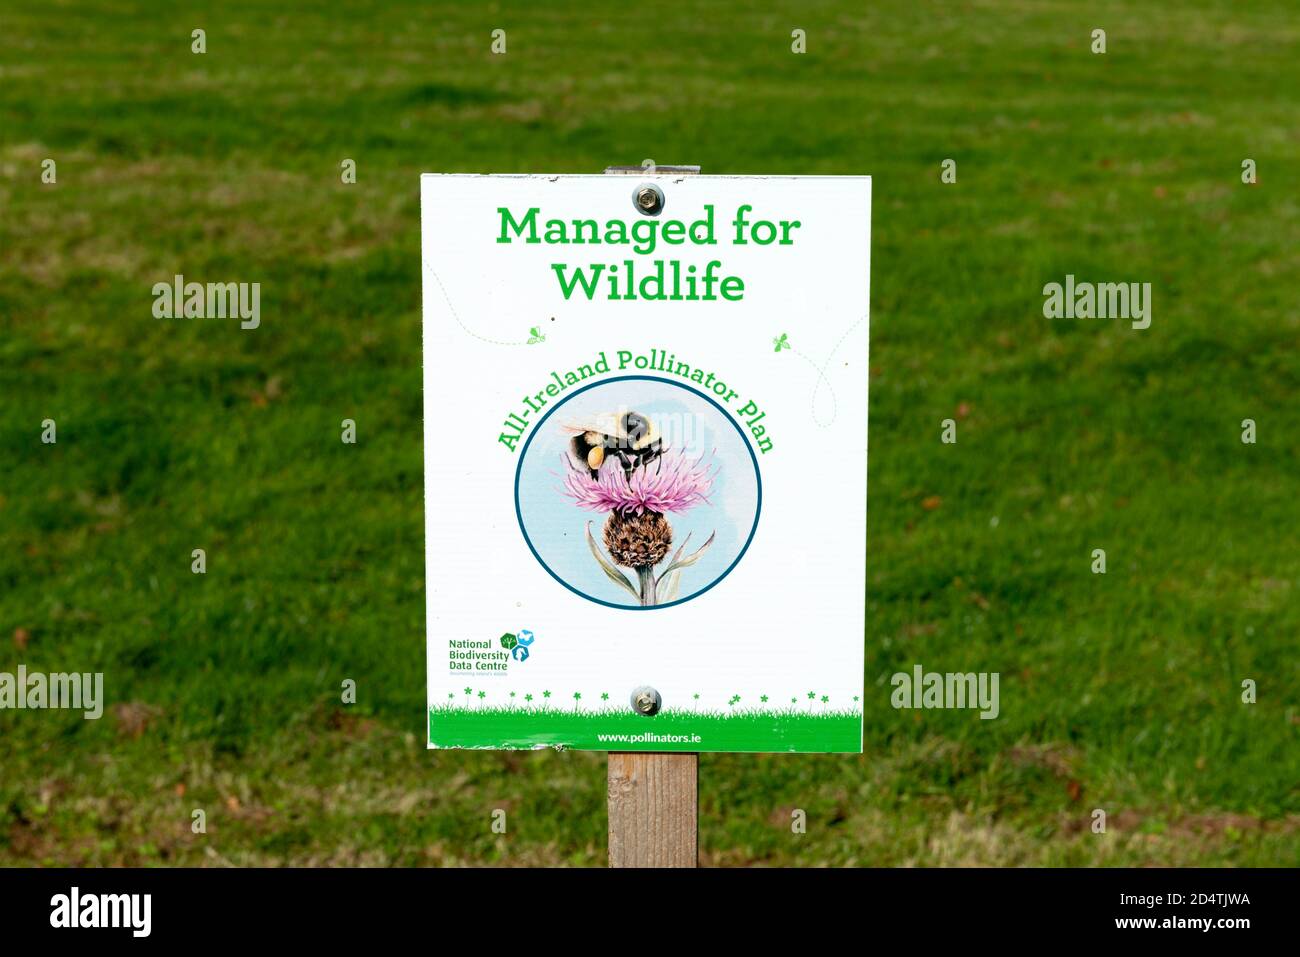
[603, 165, 702, 175]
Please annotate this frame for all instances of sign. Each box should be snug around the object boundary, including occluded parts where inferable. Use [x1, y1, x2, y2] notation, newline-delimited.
[422, 173, 870, 752]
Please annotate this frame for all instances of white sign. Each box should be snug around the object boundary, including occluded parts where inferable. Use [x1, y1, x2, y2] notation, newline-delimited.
[422, 173, 870, 752]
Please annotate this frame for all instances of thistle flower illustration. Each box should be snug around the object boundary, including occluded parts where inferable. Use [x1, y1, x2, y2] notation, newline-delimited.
[561, 445, 718, 606]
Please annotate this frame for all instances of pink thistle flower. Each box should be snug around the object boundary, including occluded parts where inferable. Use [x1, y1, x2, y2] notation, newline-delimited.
[561, 450, 715, 516]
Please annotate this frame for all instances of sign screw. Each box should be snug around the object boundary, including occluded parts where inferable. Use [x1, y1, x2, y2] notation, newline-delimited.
[633, 183, 664, 216]
[631, 686, 662, 716]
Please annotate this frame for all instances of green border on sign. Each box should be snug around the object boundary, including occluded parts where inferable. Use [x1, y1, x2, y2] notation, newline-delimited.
[429, 704, 863, 753]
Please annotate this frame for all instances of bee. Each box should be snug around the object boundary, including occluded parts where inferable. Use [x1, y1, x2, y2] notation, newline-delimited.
[562, 410, 665, 478]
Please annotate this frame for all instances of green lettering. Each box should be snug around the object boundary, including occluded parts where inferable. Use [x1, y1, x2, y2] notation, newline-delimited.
[497, 207, 539, 243]
[551, 263, 605, 300]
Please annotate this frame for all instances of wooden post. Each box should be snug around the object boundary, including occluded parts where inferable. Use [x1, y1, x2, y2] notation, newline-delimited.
[603, 163, 700, 869]
[608, 752, 698, 867]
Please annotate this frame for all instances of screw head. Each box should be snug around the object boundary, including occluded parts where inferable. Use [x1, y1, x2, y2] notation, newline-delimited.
[632, 183, 664, 216]
[630, 686, 662, 716]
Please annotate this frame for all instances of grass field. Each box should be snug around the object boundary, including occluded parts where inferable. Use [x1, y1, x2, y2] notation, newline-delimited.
[1, 0, 1298, 866]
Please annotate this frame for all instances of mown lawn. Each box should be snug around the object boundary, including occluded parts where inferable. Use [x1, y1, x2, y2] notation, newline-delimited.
[0, 0, 1296, 866]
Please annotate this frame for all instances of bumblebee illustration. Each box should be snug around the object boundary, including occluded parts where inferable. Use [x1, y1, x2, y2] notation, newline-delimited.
[562, 410, 665, 478]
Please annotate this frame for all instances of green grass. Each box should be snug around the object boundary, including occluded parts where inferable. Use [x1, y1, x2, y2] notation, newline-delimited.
[1, 0, 1298, 866]
[429, 706, 864, 753]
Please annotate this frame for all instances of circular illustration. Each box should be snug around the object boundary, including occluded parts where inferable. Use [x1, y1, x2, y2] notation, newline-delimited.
[515, 376, 761, 610]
